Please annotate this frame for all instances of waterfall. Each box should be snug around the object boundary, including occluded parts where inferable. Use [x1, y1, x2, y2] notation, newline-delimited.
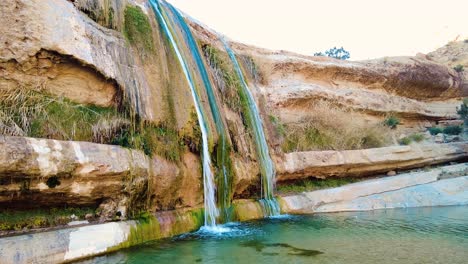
[161, 2, 233, 224]
[149, 0, 219, 227]
[150, 0, 234, 227]
[221, 39, 280, 216]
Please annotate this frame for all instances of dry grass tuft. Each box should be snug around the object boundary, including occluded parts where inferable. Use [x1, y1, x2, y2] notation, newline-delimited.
[281, 101, 392, 152]
[0, 86, 48, 136]
[92, 117, 130, 144]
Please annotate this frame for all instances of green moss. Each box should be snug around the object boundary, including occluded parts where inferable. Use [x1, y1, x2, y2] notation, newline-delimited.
[110, 215, 162, 250]
[214, 137, 235, 223]
[113, 124, 184, 161]
[123, 5, 154, 53]
[277, 177, 360, 195]
[0, 207, 95, 231]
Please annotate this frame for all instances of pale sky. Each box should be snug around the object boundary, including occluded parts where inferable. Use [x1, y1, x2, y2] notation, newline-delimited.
[167, 0, 468, 60]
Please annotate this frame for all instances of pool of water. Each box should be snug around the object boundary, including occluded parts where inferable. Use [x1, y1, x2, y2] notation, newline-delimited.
[80, 206, 468, 264]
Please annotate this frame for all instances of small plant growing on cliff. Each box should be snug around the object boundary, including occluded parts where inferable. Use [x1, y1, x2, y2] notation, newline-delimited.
[443, 125, 462, 135]
[384, 116, 400, 129]
[399, 133, 424, 146]
[123, 5, 154, 54]
[457, 98, 468, 121]
[428, 127, 443, 135]
[453, 65, 464, 73]
[314, 47, 350, 60]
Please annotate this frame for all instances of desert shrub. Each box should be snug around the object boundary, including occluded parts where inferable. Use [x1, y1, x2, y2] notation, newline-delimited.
[409, 133, 424, 142]
[399, 137, 412, 145]
[428, 127, 443, 135]
[281, 101, 392, 152]
[399, 133, 425, 145]
[453, 65, 464, 73]
[443, 125, 462, 135]
[314, 47, 350, 60]
[384, 115, 400, 129]
[457, 98, 468, 121]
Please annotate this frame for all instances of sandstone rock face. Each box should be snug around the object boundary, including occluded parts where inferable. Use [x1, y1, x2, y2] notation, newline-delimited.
[0, 50, 117, 107]
[281, 163, 468, 213]
[277, 142, 468, 180]
[0, 136, 203, 215]
[314, 176, 468, 212]
[0, 0, 153, 119]
[428, 40, 468, 81]
[249, 51, 466, 122]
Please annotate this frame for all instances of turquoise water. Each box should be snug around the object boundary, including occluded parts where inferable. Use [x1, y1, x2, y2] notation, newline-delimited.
[80, 206, 468, 264]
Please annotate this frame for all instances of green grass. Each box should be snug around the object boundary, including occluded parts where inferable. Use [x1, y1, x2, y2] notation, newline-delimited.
[0, 86, 121, 142]
[123, 5, 154, 54]
[0, 86, 196, 162]
[0, 207, 95, 232]
[277, 177, 360, 195]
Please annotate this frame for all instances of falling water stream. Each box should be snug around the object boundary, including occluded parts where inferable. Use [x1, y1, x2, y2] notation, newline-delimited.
[150, 0, 279, 228]
[149, 0, 220, 228]
[161, 2, 234, 224]
[150, 0, 239, 229]
[221, 39, 280, 216]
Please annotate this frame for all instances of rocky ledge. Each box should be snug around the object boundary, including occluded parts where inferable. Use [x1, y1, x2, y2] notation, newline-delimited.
[1, 163, 467, 264]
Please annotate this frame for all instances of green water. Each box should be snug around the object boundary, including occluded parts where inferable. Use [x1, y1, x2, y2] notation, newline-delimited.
[80, 206, 468, 264]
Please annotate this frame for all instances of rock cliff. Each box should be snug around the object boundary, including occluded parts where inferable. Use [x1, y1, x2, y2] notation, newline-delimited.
[0, 0, 467, 229]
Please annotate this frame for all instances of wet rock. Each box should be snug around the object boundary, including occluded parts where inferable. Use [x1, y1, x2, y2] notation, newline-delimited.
[67, 220, 88, 226]
[434, 134, 445, 143]
[85, 213, 94, 220]
[387, 171, 397, 176]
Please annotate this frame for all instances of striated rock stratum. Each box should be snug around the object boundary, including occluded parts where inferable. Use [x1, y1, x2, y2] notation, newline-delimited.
[0, 0, 467, 227]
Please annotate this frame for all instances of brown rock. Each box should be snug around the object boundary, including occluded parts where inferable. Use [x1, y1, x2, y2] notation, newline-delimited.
[276, 142, 468, 180]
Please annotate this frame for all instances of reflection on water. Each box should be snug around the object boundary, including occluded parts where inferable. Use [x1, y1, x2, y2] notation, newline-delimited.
[78, 206, 468, 264]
